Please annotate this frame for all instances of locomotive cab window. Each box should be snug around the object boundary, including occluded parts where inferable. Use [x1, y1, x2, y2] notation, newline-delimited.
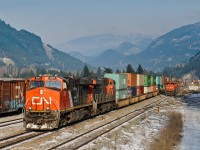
[30, 81, 44, 89]
[46, 81, 61, 90]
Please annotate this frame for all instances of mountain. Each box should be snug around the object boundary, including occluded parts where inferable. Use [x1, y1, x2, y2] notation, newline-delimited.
[88, 22, 200, 71]
[89, 49, 125, 68]
[162, 50, 200, 79]
[68, 51, 94, 63]
[88, 42, 138, 68]
[56, 33, 154, 56]
[115, 42, 141, 55]
[0, 20, 87, 74]
[136, 22, 200, 71]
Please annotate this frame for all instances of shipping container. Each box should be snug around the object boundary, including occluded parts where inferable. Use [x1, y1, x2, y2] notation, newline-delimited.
[144, 86, 152, 94]
[137, 74, 144, 86]
[104, 74, 127, 90]
[121, 73, 137, 87]
[129, 86, 141, 97]
[151, 85, 157, 92]
[140, 86, 144, 95]
[144, 75, 151, 86]
[116, 89, 129, 100]
[151, 76, 156, 85]
[156, 76, 160, 85]
[188, 86, 200, 91]
[0, 78, 25, 114]
[156, 84, 160, 90]
[160, 77, 164, 85]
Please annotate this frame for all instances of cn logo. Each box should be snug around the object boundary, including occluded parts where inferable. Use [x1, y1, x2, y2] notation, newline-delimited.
[32, 97, 52, 105]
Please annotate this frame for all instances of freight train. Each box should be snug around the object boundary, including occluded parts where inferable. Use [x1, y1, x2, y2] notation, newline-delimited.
[0, 74, 181, 126]
[0, 78, 25, 114]
[23, 73, 161, 130]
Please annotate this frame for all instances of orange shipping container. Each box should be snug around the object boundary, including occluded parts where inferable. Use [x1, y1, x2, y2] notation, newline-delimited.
[137, 86, 141, 95]
[151, 85, 157, 92]
[121, 73, 137, 87]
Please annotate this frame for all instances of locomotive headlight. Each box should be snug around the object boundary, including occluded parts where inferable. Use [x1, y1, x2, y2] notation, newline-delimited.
[29, 106, 32, 110]
[40, 90, 44, 95]
[46, 106, 50, 110]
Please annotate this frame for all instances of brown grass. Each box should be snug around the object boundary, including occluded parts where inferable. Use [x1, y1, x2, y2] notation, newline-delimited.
[150, 112, 183, 150]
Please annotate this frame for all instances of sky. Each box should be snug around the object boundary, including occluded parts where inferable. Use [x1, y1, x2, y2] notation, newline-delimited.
[0, 0, 200, 46]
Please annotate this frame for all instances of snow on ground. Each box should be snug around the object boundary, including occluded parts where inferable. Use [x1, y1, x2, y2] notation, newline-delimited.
[80, 111, 168, 150]
[180, 94, 200, 150]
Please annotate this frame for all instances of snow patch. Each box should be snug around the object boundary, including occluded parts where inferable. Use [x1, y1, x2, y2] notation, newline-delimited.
[172, 35, 192, 42]
[151, 39, 164, 48]
[0, 57, 15, 65]
[43, 43, 54, 60]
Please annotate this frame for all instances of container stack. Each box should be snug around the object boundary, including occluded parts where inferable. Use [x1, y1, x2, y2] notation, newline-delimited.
[121, 73, 144, 97]
[160, 76, 165, 90]
[124, 73, 137, 97]
[104, 73, 129, 100]
[137, 74, 144, 95]
[156, 76, 160, 90]
[144, 75, 152, 94]
[151, 75, 157, 92]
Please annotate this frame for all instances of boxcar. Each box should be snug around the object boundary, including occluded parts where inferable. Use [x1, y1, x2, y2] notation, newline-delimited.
[0, 78, 25, 114]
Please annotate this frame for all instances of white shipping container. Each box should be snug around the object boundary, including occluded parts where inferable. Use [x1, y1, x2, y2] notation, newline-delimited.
[188, 86, 200, 91]
[137, 74, 144, 86]
[144, 86, 152, 94]
[160, 77, 163, 85]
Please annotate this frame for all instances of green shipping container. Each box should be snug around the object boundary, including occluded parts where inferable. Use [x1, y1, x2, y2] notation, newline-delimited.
[160, 84, 165, 89]
[116, 89, 129, 100]
[104, 73, 127, 90]
[151, 76, 156, 85]
[144, 75, 151, 86]
[156, 76, 160, 85]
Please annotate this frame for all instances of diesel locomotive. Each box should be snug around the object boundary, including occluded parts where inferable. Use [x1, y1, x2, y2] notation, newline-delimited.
[23, 75, 116, 130]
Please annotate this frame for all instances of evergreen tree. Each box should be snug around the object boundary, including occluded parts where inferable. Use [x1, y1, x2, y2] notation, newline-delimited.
[126, 64, 134, 73]
[122, 69, 126, 73]
[116, 68, 121, 73]
[103, 67, 113, 74]
[36, 67, 47, 76]
[90, 71, 96, 77]
[82, 64, 90, 77]
[96, 67, 102, 77]
[136, 64, 144, 74]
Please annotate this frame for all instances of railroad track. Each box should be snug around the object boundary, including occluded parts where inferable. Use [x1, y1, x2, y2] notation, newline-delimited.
[0, 131, 47, 149]
[48, 97, 169, 150]
[0, 118, 23, 128]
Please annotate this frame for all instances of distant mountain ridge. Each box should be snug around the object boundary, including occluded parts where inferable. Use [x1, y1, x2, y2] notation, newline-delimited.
[84, 22, 200, 71]
[137, 22, 200, 71]
[0, 20, 87, 75]
[57, 33, 154, 56]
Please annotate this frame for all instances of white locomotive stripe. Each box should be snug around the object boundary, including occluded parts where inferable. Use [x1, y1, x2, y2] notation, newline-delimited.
[68, 91, 74, 108]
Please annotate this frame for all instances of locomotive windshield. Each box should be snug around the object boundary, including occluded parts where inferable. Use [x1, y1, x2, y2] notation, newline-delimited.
[46, 81, 61, 89]
[30, 80, 44, 89]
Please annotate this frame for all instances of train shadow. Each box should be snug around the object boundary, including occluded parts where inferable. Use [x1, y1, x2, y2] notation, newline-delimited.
[0, 109, 22, 118]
